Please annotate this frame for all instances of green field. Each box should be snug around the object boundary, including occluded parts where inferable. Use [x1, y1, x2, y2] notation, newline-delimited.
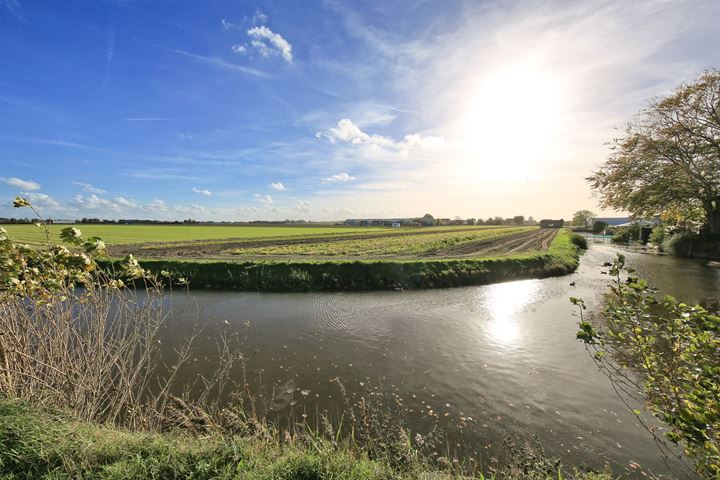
[0, 224, 386, 246]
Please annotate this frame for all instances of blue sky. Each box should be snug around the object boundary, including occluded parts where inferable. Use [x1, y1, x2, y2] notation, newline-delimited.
[1, 0, 718, 221]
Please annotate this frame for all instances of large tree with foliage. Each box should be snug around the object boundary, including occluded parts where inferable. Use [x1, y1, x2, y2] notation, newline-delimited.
[571, 210, 595, 227]
[588, 70, 720, 235]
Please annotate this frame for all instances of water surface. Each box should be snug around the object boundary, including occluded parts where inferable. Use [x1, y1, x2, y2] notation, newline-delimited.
[163, 245, 719, 478]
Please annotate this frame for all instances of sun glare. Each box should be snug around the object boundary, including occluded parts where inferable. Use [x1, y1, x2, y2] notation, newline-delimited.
[460, 65, 565, 180]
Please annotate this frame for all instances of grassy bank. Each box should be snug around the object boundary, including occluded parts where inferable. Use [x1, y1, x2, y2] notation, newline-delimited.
[101, 230, 581, 291]
[0, 399, 611, 480]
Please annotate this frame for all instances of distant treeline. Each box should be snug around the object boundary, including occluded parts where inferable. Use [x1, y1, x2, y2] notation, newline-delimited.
[0, 217, 333, 226]
[1, 216, 539, 227]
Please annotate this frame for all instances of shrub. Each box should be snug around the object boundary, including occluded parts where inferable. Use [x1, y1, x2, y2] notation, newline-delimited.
[569, 233, 588, 250]
[662, 232, 720, 259]
[648, 226, 665, 248]
[0, 197, 245, 430]
[574, 254, 720, 476]
[611, 226, 639, 243]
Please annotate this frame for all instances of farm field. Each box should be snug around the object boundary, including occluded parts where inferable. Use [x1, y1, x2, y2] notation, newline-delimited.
[2, 223, 556, 261]
[0, 224, 386, 246]
[105, 225, 553, 261]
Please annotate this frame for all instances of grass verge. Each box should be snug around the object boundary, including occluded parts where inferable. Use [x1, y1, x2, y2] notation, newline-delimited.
[99, 230, 582, 292]
[0, 399, 612, 480]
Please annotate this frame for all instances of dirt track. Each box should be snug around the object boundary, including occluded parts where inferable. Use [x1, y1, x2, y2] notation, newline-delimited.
[424, 228, 557, 258]
[107, 227, 557, 261]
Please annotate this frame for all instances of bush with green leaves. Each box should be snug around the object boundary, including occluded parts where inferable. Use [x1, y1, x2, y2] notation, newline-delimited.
[573, 254, 719, 477]
[569, 234, 588, 250]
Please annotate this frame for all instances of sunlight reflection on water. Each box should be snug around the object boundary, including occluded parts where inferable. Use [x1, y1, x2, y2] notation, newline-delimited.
[484, 279, 540, 346]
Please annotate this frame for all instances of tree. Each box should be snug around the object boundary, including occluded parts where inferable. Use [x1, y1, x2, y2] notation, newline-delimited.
[513, 215, 525, 225]
[466, 218, 476, 225]
[588, 70, 720, 235]
[591, 220, 608, 234]
[572, 210, 595, 227]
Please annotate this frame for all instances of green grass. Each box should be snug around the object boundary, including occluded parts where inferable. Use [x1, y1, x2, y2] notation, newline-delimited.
[102, 230, 581, 291]
[0, 399, 612, 480]
[0, 224, 387, 246]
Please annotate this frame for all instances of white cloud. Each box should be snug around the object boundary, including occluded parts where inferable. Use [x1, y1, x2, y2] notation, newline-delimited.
[323, 172, 357, 183]
[270, 181, 285, 191]
[73, 182, 107, 194]
[238, 206, 260, 213]
[317, 119, 444, 156]
[74, 194, 119, 211]
[173, 203, 206, 215]
[295, 200, 312, 213]
[253, 193, 273, 205]
[192, 187, 212, 196]
[114, 197, 138, 209]
[247, 26, 293, 63]
[2, 177, 40, 191]
[22, 192, 61, 209]
[231, 44, 247, 54]
[148, 199, 167, 212]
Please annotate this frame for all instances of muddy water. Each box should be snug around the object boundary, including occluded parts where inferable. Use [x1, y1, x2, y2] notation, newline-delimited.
[162, 245, 719, 478]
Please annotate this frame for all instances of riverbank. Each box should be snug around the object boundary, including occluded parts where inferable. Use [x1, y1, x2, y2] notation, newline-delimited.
[0, 399, 611, 480]
[100, 229, 581, 291]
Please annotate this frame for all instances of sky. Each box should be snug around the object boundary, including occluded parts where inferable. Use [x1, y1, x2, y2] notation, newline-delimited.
[1, 0, 719, 222]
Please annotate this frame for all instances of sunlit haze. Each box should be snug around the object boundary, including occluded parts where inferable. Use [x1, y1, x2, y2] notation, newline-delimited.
[1, 0, 718, 221]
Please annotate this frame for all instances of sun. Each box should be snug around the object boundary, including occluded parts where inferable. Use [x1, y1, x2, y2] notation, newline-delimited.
[459, 65, 565, 180]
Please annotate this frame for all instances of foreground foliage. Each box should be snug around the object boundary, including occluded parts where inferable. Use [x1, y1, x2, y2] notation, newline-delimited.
[574, 254, 720, 477]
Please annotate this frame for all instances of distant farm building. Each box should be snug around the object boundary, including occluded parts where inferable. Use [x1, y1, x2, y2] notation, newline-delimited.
[437, 218, 450, 226]
[539, 219, 564, 228]
[590, 217, 632, 227]
[344, 213, 435, 227]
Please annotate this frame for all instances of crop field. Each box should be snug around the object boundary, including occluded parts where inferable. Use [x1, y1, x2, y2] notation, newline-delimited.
[0, 224, 385, 246]
[3, 223, 556, 262]
[229, 226, 535, 257]
[103, 225, 553, 261]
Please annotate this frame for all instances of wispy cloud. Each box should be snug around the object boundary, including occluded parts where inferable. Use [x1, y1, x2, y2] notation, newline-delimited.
[156, 45, 270, 78]
[253, 193, 273, 205]
[221, 18, 242, 31]
[2, 176, 40, 190]
[322, 172, 356, 183]
[101, 26, 115, 89]
[73, 182, 107, 194]
[1, 0, 23, 20]
[270, 181, 285, 191]
[295, 200, 311, 213]
[124, 116, 186, 121]
[192, 187, 212, 196]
